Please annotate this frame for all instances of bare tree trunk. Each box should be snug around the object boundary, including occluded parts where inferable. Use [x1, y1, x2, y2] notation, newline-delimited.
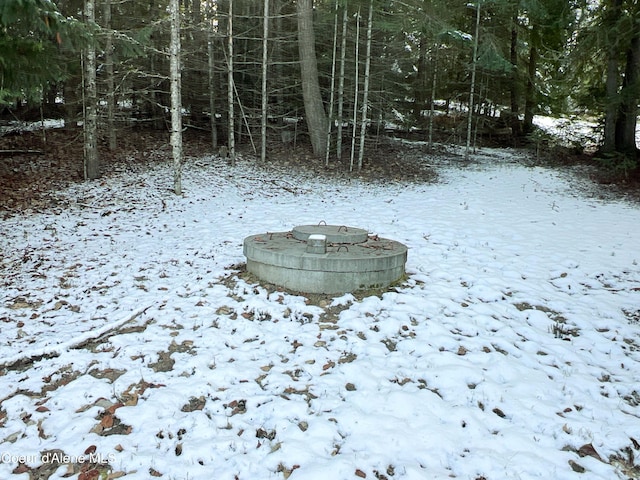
[349, 7, 360, 172]
[336, 3, 348, 160]
[83, 0, 99, 180]
[357, 0, 373, 171]
[427, 46, 437, 151]
[207, 3, 218, 150]
[227, 0, 236, 165]
[297, 0, 327, 158]
[261, 0, 270, 162]
[523, 25, 538, 135]
[509, 13, 520, 137]
[325, 0, 339, 166]
[465, 0, 481, 161]
[169, 0, 183, 195]
[602, 0, 623, 154]
[104, 0, 116, 151]
[615, 33, 640, 154]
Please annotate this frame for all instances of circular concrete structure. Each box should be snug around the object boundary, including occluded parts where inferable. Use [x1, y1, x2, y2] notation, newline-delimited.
[243, 225, 407, 294]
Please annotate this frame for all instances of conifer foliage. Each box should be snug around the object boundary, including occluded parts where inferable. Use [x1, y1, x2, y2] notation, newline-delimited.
[1, 0, 638, 175]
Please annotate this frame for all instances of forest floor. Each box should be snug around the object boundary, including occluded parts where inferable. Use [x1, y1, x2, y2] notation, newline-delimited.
[1, 124, 638, 216]
[1, 122, 640, 480]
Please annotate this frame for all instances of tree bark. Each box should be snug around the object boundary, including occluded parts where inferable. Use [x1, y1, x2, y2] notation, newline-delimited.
[169, 0, 183, 195]
[83, 0, 99, 180]
[207, 14, 218, 150]
[427, 46, 437, 151]
[509, 13, 521, 136]
[297, 0, 328, 158]
[336, 3, 348, 160]
[357, 0, 373, 171]
[103, 0, 116, 151]
[523, 25, 538, 135]
[261, 0, 270, 162]
[227, 0, 236, 165]
[465, 1, 481, 161]
[349, 7, 360, 172]
[325, 0, 339, 166]
[602, 0, 623, 153]
[615, 33, 640, 154]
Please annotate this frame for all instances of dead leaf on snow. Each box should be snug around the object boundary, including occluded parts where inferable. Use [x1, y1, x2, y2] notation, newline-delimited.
[101, 414, 114, 429]
[78, 468, 100, 480]
[578, 443, 603, 461]
[568, 460, 585, 473]
[323, 360, 335, 371]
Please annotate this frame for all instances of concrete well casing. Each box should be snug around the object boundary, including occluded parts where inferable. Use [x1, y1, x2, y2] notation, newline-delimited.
[243, 225, 407, 294]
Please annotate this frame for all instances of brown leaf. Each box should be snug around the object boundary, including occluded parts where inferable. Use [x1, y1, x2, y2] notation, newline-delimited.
[107, 402, 124, 414]
[355, 469, 367, 478]
[101, 414, 114, 429]
[79, 469, 100, 480]
[578, 443, 603, 461]
[36, 406, 50, 412]
[12, 464, 29, 474]
[568, 460, 585, 473]
[149, 467, 163, 477]
[84, 445, 97, 455]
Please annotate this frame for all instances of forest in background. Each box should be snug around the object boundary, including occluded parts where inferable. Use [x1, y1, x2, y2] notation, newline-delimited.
[1, 0, 639, 187]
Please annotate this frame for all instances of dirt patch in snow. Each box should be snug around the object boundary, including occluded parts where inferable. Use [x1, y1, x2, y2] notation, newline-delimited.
[0, 127, 438, 216]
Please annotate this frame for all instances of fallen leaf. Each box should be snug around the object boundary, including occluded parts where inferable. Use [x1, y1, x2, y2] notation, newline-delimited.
[101, 414, 114, 429]
[568, 460, 585, 473]
[12, 464, 29, 474]
[84, 445, 97, 455]
[107, 402, 124, 414]
[578, 443, 603, 461]
[355, 468, 367, 478]
[79, 469, 100, 480]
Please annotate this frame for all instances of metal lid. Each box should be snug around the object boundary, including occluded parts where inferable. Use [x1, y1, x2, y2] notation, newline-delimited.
[292, 224, 369, 244]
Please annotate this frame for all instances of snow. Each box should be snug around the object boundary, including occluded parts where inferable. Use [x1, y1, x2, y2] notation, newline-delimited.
[1, 146, 640, 480]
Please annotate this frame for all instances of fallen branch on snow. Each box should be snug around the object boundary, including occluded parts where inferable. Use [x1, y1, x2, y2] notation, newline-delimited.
[0, 304, 153, 371]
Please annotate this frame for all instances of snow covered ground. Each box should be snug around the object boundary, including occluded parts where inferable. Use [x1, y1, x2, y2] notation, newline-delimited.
[1, 146, 639, 480]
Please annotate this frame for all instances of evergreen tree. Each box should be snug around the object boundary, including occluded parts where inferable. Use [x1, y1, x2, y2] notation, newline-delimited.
[0, 0, 84, 106]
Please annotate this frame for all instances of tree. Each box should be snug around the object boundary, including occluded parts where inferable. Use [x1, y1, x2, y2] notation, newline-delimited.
[0, 0, 82, 105]
[465, 2, 481, 160]
[357, 0, 374, 171]
[103, 0, 116, 151]
[261, 0, 270, 162]
[571, 0, 640, 159]
[297, 0, 328, 157]
[169, 0, 183, 194]
[83, 0, 99, 180]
